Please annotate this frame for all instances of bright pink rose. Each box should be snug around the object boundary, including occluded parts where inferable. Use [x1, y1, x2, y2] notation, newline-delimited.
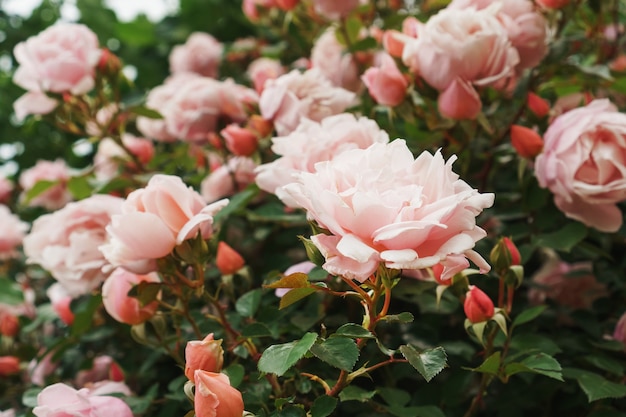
[19, 159, 73, 210]
[93, 135, 155, 181]
[46, 283, 74, 325]
[201, 157, 257, 203]
[0, 205, 28, 259]
[535, 99, 626, 232]
[247, 57, 285, 93]
[13, 92, 58, 122]
[23, 195, 123, 297]
[13, 23, 101, 95]
[255, 113, 388, 207]
[194, 371, 244, 417]
[362, 53, 407, 106]
[310, 29, 360, 91]
[169, 32, 223, 78]
[32, 383, 133, 417]
[613, 313, 626, 348]
[283, 140, 494, 282]
[101, 174, 228, 274]
[102, 267, 160, 325]
[313, 0, 360, 19]
[185, 334, 224, 380]
[260, 68, 357, 136]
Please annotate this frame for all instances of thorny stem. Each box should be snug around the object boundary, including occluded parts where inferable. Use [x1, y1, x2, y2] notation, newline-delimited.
[464, 327, 498, 417]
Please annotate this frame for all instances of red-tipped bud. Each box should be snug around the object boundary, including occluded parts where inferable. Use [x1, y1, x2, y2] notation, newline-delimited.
[216, 242, 245, 275]
[502, 237, 521, 266]
[527, 93, 550, 118]
[510, 125, 544, 159]
[0, 313, 19, 337]
[97, 48, 122, 77]
[109, 361, 125, 382]
[0, 356, 20, 376]
[464, 286, 495, 323]
[248, 115, 274, 138]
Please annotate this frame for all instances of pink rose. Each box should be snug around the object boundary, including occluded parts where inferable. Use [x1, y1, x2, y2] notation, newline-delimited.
[194, 371, 244, 417]
[255, 113, 389, 207]
[437, 78, 482, 120]
[247, 57, 285, 93]
[310, 29, 360, 91]
[222, 124, 258, 156]
[93, 135, 155, 182]
[75, 356, 124, 387]
[23, 195, 123, 297]
[260, 68, 357, 136]
[313, 0, 360, 19]
[46, 283, 74, 325]
[613, 313, 626, 348]
[13, 92, 58, 122]
[13, 23, 101, 96]
[201, 157, 257, 203]
[32, 383, 133, 417]
[0, 410, 14, 417]
[535, 99, 626, 232]
[19, 159, 73, 210]
[362, 53, 407, 106]
[185, 334, 224, 380]
[0, 205, 28, 259]
[169, 32, 224, 78]
[101, 174, 228, 274]
[102, 268, 160, 325]
[283, 140, 494, 282]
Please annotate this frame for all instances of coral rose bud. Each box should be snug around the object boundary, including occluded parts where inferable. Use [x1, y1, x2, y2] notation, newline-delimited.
[185, 334, 224, 380]
[0, 313, 19, 337]
[0, 356, 20, 376]
[431, 263, 450, 286]
[527, 93, 550, 118]
[101, 268, 160, 325]
[222, 124, 259, 156]
[510, 125, 543, 159]
[216, 242, 245, 275]
[438, 78, 482, 120]
[382, 30, 412, 58]
[194, 371, 244, 417]
[464, 286, 494, 323]
[362, 54, 408, 107]
[47, 284, 75, 325]
[536, 0, 569, 8]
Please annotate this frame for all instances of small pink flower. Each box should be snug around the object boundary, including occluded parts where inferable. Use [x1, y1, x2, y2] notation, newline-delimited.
[75, 356, 124, 387]
[169, 32, 224, 78]
[19, 159, 73, 210]
[613, 313, 626, 347]
[362, 53, 407, 106]
[32, 383, 133, 417]
[101, 267, 160, 325]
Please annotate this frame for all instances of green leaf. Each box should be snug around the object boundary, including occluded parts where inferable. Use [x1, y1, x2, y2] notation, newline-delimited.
[213, 186, 259, 223]
[309, 338, 359, 371]
[310, 395, 337, 417]
[114, 16, 155, 47]
[564, 368, 626, 402]
[127, 282, 161, 307]
[513, 305, 547, 327]
[338, 386, 376, 402]
[505, 353, 563, 381]
[22, 387, 43, 408]
[377, 388, 411, 406]
[235, 289, 263, 317]
[124, 384, 158, 414]
[67, 176, 92, 200]
[414, 406, 447, 417]
[258, 333, 318, 376]
[333, 323, 374, 339]
[510, 333, 562, 356]
[470, 351, 501, 375]
[22, 179, 56, 205]
[532, 222, 587, 252]
[400, 345, 447, 382]
[279, 287, 317, 309]
[0, 277, 24, 305]
[380, 312, 414, 323]
[126, 105, 163, 119]
[242, 322, 274, 338]
[583, 354, 625, 377]
[223, 364, 245, 388]
[72, 294, 103, 337]
[265, 273, 310, 289]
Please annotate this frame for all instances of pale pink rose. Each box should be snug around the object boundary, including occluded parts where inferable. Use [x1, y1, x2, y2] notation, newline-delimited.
[101, 174, 228, 274]
[402, 6, 518, 118]
[535, 99, 626, 232]
[19, 159, 73, 210]
[260, 68, 357, 136]
[218, 78, 259, 122]
[75, 356, 124, 387]
[613, 313, 626, 348]
[0, 177, 13, 204]
[310, 29, 360, 91]
[528, 257, 607, 310]
[23, 194, 123, 297]
[256, 113, 389, 207]
[13, 92, 58, 122]
[29, 352, 58, 386]
[194, 371, 244, 417]
[275, 261, 317, 297]
[0, 409, 14, 417]
[101, 267, 160, 325]
[201, 157, 257, 203]
[282, 140, 494, 282]
[93, 135, 155, 181]
[0, 205, 28, 259]
[247, 58, 285, 93]
[313, 0, 360, 19]
[169, 32, 224, 78]
[448, 0, 548, 71]
[32, 383, 133, 417]
[362, 53, 407, 106]
[83, 381, 131, 397]
[46, 283, 74, 325]
[13, 23, 101, 95]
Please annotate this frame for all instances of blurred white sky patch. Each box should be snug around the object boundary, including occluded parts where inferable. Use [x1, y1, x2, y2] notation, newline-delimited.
[3, 0, 180, 22]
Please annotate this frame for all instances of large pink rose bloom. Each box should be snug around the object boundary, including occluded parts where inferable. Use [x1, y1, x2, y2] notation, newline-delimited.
[260, 68, 357, 136]
[19, 159, 73, 210]
[101, 174, 228, 274]
[310, 29, 360, 91]
[13, 23, 101, 95]
[283, 140, 494, 282]
[23, 195, 123, 297]
[169, 32, 224, 78]
[535, 99, 626, 232]
[0, 206, 28, 260]
[256, 113, 389, 207]
[32, 383, 133, 417]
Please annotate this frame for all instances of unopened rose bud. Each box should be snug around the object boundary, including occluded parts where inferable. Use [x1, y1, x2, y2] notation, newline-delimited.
[0, 313, 19, 337]
[194, 371, 244, 417]
[185, 334, 224, 380]
[510, 125, 544, 159]
[464, 286, 494, 323]
[248, 115, 274, 138]
[216, 242, 245, 275]
[503, 237, 521, 266]
[490, 237, 522, 272]
[0, 356, 20, 376]
[101, 268, 160, 325]
[438, 79, 482, 120]
[527, 93, 550, 118]
[536, 0, 569, 9]
[382, 30, 411, 58]
[276, 0, 298, 11]
[222, 124, 259, 156]
[97, 48, 122, 77]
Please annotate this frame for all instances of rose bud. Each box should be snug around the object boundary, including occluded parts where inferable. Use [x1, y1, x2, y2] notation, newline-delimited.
[362, 53, 408, 107]
[438, 78, 482, 120]
[464, 286, 495, 323]
[0, 356, 20, 376]
[0, 313, 19, 337]
[510, 125, 543, 159]
[222, 124, 259, 156]
[194, 371, 244, 417]
[185, 334, 224, 380]
[276, 0, 298, 11]
[216, 242, 245, 275]
[536, 0, 569, 9]
[101, 268, 160, 325]
[527, 93, 550, 118]
[382, 30, 412, 58]
[47, 284, 74, 326]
